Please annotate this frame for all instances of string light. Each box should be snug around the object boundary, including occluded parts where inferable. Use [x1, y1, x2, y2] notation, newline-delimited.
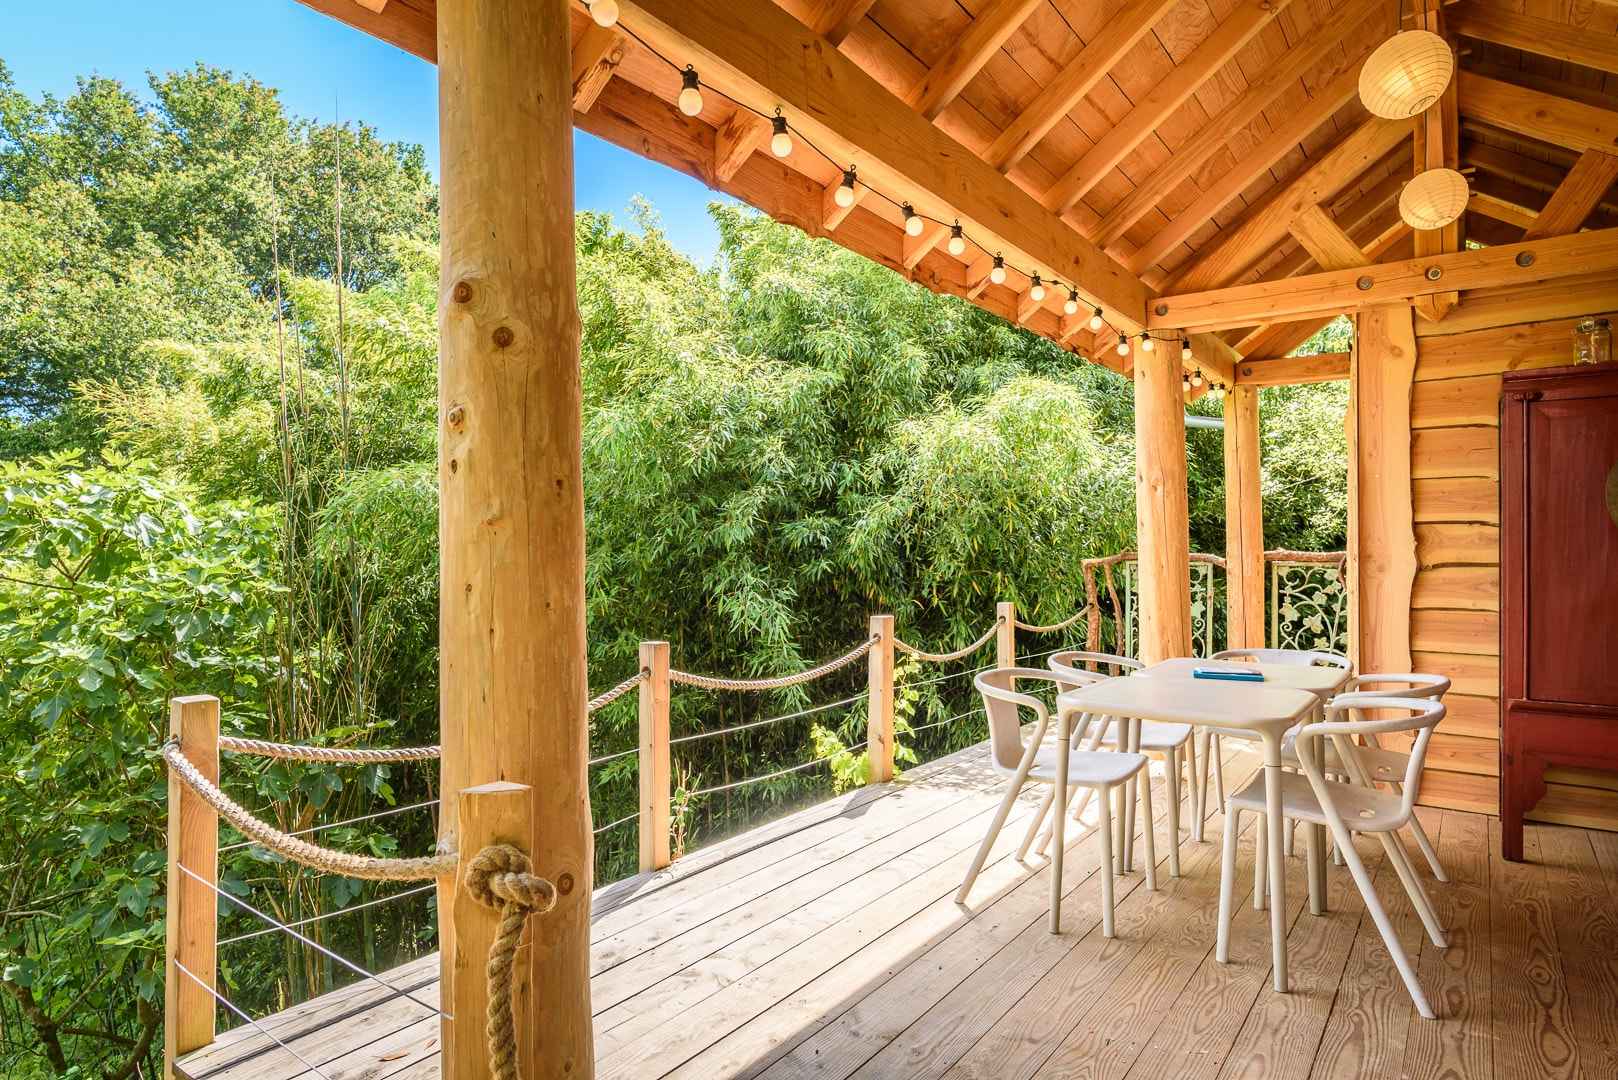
[1180, 339, 1192, 362]
[1029, 274, 1045, 302]
[1116, 334, 1130, 357]
[589, 0, 620, 27]
[678, 67, 704, 116]
[989, 254, 1007, 285]
[1139, 332, 1154, 353]
[1192, 371, 1204, 387]
[770, 110, 792, 157]
[947, 223, 966, 257]
[834, 167, 857, 208]
[1064, 289, 1080, 316]
[902, 204, 925, 237]
[1089, 307, 1105, 332]
[1183, 374, 1192, 392]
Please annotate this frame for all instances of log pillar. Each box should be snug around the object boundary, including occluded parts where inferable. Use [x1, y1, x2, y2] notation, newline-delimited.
[1223, 386, 1266, 649]
[1135, 352, 1193, 663]
[436, 0, 592, 1076]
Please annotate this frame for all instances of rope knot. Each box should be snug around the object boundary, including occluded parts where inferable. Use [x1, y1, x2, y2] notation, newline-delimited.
[465, 843, 557, 916]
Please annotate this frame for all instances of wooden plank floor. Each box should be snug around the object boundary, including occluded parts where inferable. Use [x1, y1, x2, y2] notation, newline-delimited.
[177, 738, 1618, 1080]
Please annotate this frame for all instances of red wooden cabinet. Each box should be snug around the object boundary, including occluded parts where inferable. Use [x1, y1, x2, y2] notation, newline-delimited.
[1500, 364, 1618, 862]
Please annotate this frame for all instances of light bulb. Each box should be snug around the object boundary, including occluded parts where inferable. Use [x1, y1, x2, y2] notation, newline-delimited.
[1192, 371, 1204, 387]
[590, 0, 619, 27]
[833, 168, 857, 208]
[947, 224, 966, 257]
[1180, 339, 1192, 362]
[770, 112, 792, 158]
[1064, 290, 1080, 316]
[1140, 333, 1154, 353]
[989, 255, 1006, 285]
[903, 204, 924, 237]
[678, 68, 703, 117]
[1029, 274, 1045, 302]
[1116, 334, 1130, 357]
[1183, 375, 1192, 392]
[1089, 307, 1104, 332]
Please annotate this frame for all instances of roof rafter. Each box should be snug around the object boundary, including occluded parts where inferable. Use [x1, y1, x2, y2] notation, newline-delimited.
[804, 0, 878, 45]
[1450, 2, 1618, 77]
[1459, 72, 1618, 153]
[908, 0, 1044, 122]
[1522, 151, 1618, 240]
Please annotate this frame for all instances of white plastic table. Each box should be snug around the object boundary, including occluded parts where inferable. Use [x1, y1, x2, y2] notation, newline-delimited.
[1055, 670, 1318, 993]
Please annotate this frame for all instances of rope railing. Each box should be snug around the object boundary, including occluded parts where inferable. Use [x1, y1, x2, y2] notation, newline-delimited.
[893, 616, 1004, 663]
[588, 668, 649, 713]
[669, 635, 879, 692]
[217, 736, 441, 764]
[1013, 609, 1086, 634]
[218, 796, 441, 855]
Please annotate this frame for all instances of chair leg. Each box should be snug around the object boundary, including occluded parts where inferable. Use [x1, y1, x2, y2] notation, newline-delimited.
[1404, 804, 1449, 884]
[1213, 735, 1226, 806]
[1378, 830, 1448, 949]
[1193, 729, 1211, 843]
[1138, 760, 1158, 890]
[1018, 786, 1057, 863]
[957, 775, 1027, 904]
[1326, 818, 1436, 1018]
[1098, 783, 1115, 938]
[1037, 781, 1085, 857]
[1217, 805, 1240, 963]
[1165, 747, 1181, 877]
[1253, 810, 1267, 911]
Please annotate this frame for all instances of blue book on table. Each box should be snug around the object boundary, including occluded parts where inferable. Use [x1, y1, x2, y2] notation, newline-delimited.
[1192, 667, 1264, 682]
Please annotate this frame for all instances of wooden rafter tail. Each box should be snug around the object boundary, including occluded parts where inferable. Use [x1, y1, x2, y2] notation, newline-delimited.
[1235, 352, 1351, 385]
[572, 23, 629, 113]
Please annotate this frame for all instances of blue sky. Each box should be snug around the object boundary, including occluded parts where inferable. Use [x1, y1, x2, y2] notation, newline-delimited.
[2, 0, 731, 261]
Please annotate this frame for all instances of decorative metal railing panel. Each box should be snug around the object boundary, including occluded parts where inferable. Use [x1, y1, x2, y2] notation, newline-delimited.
[1118, 559, 1219, 659]
[1267, 554, 1349, 654]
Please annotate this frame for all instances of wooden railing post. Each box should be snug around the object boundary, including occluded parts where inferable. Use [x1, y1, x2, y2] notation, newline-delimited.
[639, 641, 671, 872]
[867, 615, 896, 784]
[996, 601, 1017, 668]
[450, 782, 534, 1080]
[165, 695, 218, 1079]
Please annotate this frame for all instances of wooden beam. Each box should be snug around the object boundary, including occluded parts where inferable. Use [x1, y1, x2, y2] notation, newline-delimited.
[1224, 385, 1264, 649]
[1135, 339, 1192, 663]
[1469, 190, 1538, 230]
[437, 0, 592, 1074]
[1522, 151, 1618, 240]
[965, 253, 997, 300]
[1459, 71, 1618, 154]
[821, 176, 867, 231]
[571, 22, 627, 113]
[1449, 2, 1618, 76]
[1169, 118, 1412, 293]
[1188, 332, 1239, 386]
[1411, 1, 1460, 322]
[1465, 141, 1618, 217]
[1092, 0, 1381, 249]
[1235, 351, 1351, 385]
[713, 108, 772, 181]
[983, 0, 1180, 173]
[617, 0, 1151, 328]
[1151, 227, 1618, 331]
[908, 0, 1043, 122]
[1288, 205, 1370, 271]
[1042, 0, 1289, 214]
[1126, 61, 1365, 274]
[1016, 288, 1046, 325]
[902, 219, 950, 271]
[294, 0, 436, 61]
[1414, 271, 1618, 337]
[806, 0, 877, 45]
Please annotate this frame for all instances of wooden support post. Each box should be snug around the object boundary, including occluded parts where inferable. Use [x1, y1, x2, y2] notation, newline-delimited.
[451, 783, 535, 1080]
[1223, 385, 1265, 649]
[165, 695, 218, 1079]
[437, 0, 592, 1076]
[997, 601, 1017, 668]
[1135, 355, 1193, 663]
[867, 615, 896, 784]
[639, 641, 671, 871]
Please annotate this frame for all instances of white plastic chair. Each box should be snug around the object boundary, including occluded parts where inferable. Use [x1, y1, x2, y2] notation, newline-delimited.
[1039, 651, 1193, 878]
[1216, 693, 1448, 1018]
[956, 667, 1149, 936]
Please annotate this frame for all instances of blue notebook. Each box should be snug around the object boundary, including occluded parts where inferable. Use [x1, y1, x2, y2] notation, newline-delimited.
[1192, 667, 1264, 682]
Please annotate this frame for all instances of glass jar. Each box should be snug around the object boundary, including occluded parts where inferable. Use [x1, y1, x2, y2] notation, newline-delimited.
[1574, 317, 1611, 366]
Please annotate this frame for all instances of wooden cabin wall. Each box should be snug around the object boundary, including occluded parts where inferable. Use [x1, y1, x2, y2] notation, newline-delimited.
[1401, 292, 1618, 831]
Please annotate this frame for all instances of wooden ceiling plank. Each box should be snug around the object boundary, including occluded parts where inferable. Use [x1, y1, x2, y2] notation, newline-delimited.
[908, 0, 1045, 122]
[1150, 227, 1618, 331]
[616, 0, 1151, 328]
[808, 0, 878, 45]
[1459, 72, 1618, 154]
[1167, 118, 1412, 293]
[1092, 0, 1383, 249]
[294, 0, 436, 61]
[1122, 47, 1367, 273]
[572, 23, 629, 113]
[1449, 2, 1618, 77]
[1288, 205, 1371, 271]
[713, 108, 772, 181]
[1043, 0, 1292, 215]
[1235, 352, 1351, 384]
[984, 0, 1182, 173]
[1522, 151, 1618, 240]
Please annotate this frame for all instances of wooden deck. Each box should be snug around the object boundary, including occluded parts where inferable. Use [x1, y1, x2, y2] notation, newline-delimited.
[178, 737, 1618, 1080]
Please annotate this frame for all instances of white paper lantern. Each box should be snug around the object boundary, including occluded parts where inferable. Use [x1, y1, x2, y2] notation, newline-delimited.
[1359, 30, 1453, 119]
[1399, 168, 1469, 231]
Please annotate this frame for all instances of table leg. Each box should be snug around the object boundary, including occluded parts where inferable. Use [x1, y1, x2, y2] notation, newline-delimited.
[1051, 710, 1071, 934]
[1263, 744, 1289, 994]
[1193, 728, 1211, 843]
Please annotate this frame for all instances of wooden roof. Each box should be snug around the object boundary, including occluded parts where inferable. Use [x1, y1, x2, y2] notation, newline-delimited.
[304, 0, 1618, 379]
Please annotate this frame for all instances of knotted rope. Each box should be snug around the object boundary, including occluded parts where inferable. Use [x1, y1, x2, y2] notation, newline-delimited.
[464, 844, 558, 1080]
[218, 737, 441, 763]
[1013, 610, 1085, 634]
[587, 669, 649, 713]
[893, 617, 1004, 663]
[669, 636, 878, 692]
